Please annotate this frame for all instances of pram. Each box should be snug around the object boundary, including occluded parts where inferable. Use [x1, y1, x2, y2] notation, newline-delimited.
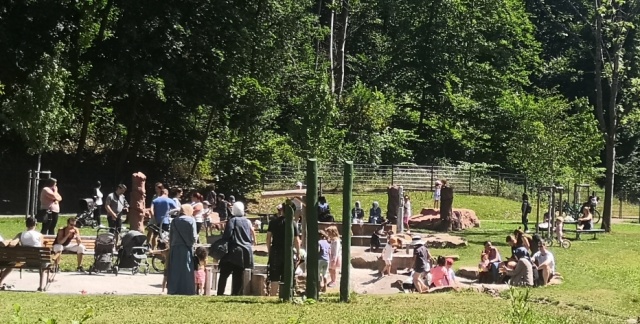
[88, 227, 118, 275]
[114, 230, 150, 275]
[76, 198, 98, 228]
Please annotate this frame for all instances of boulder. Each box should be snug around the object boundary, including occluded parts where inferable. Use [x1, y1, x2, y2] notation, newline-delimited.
[409, 208, 480, 231]
[457, 266, 479, 280]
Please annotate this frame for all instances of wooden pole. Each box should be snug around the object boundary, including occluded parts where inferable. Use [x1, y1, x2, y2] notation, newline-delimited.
[281, 203, 295, 301]
[305, 159, 319, 300]
[340, 161, 353, 302]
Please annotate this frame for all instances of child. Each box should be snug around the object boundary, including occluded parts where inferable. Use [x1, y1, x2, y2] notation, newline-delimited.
[318, 230, 330, 292]
[326, 226, 341, 288]
[554, 216, 564, 243]
[403, 195, 412, 233]
[194, 246, 208, 295]
[381, 236, 395, 276]
[161, 248, 170, 293]
[478, 253, 490, 272]
[433, 181, 442, 209]
[203, 201, 212, 232]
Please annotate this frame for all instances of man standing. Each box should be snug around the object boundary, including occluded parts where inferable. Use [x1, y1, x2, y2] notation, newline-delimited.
[216, 194, 229, 222]
[152, 189, 178, 233]
[266, 203, 301, 295]
[105, 184, 129, 234]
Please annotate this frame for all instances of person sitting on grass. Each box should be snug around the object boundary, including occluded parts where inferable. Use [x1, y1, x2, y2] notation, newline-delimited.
[0, 217, 44, 290]
[483, 241, 502, 284]
[532, 241, 556, 286]
[577, 203, 593, 230]
[444, 258, 457, 286]
[513, 228, 531, 252]
[505, 247, 534, 287]
[504, 235, 519, 269]
[53, 217, 86, 272]
[410, 238, 431, 293]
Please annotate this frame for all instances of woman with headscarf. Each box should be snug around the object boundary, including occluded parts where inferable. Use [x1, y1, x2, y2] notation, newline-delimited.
[351, 201, 365, 223]
[217, 201, 254, 296]
[167, 204, 197, 295]
[369, 201, 382, 224]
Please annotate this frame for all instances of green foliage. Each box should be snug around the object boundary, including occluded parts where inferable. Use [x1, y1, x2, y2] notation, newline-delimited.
[13, 304, 94, 324]
[501, 91, 603, 185]
[0, 46, 72, 154]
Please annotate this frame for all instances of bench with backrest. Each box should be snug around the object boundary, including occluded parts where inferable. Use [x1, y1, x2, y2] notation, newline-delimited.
[563, 228, 605, 240]
[0, 246, 55, 291]
[42, 235, 96, 255]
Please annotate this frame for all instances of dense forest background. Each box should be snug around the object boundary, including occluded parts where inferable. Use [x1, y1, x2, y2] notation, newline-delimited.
[1, 0, 639, 226]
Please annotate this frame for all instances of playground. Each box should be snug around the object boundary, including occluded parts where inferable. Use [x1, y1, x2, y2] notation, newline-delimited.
[1, 161, 640, 323]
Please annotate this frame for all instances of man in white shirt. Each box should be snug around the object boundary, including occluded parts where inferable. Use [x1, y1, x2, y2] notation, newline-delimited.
[93, 181, 104, 226]
[532, 241, 556, 286]
[0, 217, 43, 290]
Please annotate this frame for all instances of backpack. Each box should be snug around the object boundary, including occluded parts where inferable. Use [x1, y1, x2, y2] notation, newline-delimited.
[525, 204, 532, 214]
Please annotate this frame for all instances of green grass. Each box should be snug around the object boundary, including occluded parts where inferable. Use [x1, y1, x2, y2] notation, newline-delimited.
[0, 291, 620, 323]
[2, 195, 640, 323]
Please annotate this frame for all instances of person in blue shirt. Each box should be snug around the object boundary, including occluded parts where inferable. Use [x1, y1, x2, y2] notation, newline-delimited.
[151, 189, 178, 232]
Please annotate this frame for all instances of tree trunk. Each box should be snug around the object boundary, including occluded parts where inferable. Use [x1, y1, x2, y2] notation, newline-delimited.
[335, 0, 349, 99]
[329, 0, 336, 94]
[602, 136, 615, 232]
[314, 0, 324, 71]
[76, 103, 92, 157]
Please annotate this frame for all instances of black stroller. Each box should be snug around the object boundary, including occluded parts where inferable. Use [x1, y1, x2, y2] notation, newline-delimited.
[114, 230, 150, 276]
[76, 198, 98, 228]
[88, 227, 118, 275]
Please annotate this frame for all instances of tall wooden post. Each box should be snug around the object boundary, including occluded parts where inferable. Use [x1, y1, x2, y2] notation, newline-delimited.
[280, 203, 295, 301]
[340, 161, 353, 302]
[305, 159, 319, 300]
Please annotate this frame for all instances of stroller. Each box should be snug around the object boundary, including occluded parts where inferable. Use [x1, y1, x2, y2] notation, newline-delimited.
[115, 230, 150, 276]
[76, 198, 98, 228]
[88, 227, 118, 275]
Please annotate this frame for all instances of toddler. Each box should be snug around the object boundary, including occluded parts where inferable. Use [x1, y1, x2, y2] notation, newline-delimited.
[478, 253, 490, 272]
[326, 226, 341, 288]
[381, 235, 395, 276]
[194, 246, 208, 295]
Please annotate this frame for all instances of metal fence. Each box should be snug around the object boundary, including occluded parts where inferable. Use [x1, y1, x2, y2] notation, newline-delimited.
[261, 164, 527, 200]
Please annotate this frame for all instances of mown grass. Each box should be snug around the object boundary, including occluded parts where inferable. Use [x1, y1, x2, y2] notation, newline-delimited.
[0, 290, 620, 324]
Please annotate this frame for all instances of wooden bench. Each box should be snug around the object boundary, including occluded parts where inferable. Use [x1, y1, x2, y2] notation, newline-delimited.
[0, 246, 55, 291]
[42, 236, 96, 255]
[564, 229, 605, 240]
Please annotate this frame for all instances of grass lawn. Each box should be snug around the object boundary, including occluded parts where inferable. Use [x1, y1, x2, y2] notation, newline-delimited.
[1, 194, 639, 323]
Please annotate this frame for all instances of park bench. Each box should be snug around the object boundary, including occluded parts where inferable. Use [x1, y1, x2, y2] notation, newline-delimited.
[42, 235, 96, 255]
[0, 246, 55, 291]
[563, 228, 605, 240]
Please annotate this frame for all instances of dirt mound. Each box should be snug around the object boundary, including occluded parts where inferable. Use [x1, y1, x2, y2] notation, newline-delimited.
[409, 208, 480, 231]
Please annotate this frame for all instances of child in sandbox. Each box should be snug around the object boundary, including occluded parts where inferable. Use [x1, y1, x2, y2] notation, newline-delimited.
[326, 226, 341, 288]
[380, 234, 396, 276]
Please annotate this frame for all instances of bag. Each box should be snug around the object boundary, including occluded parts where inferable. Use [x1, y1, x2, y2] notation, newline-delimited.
[209, 237, 229, 261]
[35, 209, 50, 223]
[525, 204, 532, 214]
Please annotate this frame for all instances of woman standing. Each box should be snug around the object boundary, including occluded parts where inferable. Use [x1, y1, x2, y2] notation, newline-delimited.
[191, 192, 204, 242]
[39, 178, 62, 234]
[93, 181, 103, 227]
[167, 204, 197, 295]
[217, 201, 253, 296]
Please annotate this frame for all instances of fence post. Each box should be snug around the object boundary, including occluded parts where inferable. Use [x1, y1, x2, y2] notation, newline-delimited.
[468, 165, 472, 194]
[340, 162, 353, 303]
[391, 164, 395, 186]
[430, 165, 435, 191]
[305, 159, 319, 300]
[619, 192, 624, 219]
[496, 172, 501, 197]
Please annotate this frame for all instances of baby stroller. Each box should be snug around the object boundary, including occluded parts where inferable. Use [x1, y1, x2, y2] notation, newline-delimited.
[88, 227, 118, 275]
[115, 230, 150, 276]
[76, 198, 98, 228]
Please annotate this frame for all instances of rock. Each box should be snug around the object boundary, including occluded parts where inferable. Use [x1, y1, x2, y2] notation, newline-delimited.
[457, 266, 478, 280]
[410, 208, 480, 231]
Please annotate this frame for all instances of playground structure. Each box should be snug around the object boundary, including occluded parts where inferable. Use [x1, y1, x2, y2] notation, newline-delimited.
[25, 155, 52, 218]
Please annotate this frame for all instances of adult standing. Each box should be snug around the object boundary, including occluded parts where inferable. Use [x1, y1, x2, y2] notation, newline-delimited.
[205, 184, 217, 208]
[216, 194, 229, 222]
[93, 181, 104, 227]
[217, 202, 254, 296]
[167, 204, 197, 295]
[152, 189, 178, 233]
[266, 203, 301, 295]
[521, 193, 531, 233]
[105, 184, 130, 235]
[39, 178, 62, 235]
[191, 192, 205, 241]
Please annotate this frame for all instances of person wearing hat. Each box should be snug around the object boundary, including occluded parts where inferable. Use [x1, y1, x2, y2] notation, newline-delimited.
[410, 236, 431, 293]
[505, 247, 534, 287]
[433, 180, 442, 209]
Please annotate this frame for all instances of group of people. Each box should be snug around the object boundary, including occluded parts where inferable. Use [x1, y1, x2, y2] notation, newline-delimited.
[391, 236, 457, 293]
[480, 229, 556, 287]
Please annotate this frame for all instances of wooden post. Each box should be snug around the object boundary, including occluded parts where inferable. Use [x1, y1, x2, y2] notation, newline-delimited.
[305, 159, 319, 300]
[243, 269, 252, 295]
[281, 203, 295, 301]
[341, 161, 353, 303]
[204, 265, 212, 296]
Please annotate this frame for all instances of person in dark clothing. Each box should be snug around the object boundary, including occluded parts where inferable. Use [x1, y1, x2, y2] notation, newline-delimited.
[351, 201, 365, 223]
[266, 203, 302, 295]
[216, 194, 229, 222]
[521, 193, 531, 232]
[217, 202, 254, 296]
[318, 196, 334, 222]
[205, 184, 217, 208]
